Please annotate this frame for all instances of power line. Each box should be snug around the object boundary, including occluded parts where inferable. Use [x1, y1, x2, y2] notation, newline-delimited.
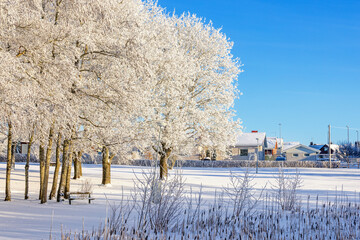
[331, 126, 360, 131]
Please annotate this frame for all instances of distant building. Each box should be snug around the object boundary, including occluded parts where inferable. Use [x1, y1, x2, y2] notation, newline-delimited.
[230, 131, 267, 160]
[264, 137, 283, 160]
[309, 143, 339, 154]
[282, 142, 300, 150]
[15, 142, 29, 154]
[282, 144, 320, 161]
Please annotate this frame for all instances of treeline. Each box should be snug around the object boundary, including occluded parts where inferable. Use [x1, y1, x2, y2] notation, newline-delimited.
[0, 0, 240, 202]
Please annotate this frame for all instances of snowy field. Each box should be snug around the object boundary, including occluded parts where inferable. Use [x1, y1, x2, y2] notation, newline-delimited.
[0, 163, 359, 239]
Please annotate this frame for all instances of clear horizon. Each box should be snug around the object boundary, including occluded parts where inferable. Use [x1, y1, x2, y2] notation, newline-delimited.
[158, 0, 360, 145]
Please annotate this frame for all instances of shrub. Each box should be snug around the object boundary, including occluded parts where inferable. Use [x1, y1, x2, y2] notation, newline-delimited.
[272, 168, 303, 211]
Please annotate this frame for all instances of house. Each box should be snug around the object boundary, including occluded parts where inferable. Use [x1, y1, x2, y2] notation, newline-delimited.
[282, 142, 300, 150]
[309, 143, 340, 160]
[282, 144, 320, 161]
[309, 143, 339, 155]
[264, 137, 283, 160]
[15, 142, 29, 154]
[230, 131, 267, 160]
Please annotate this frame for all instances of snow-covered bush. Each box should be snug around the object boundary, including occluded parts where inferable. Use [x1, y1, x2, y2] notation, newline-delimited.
[339, 142, 360, 158]
[0, 153, 37, 163]
[224, 169, 265, 216]
[105, 159, 340, 168]
[132, 169, 186, 234]
[272, 168, 303, 211]
[64, 179, 360, 239]
[79, 179, 93, 193]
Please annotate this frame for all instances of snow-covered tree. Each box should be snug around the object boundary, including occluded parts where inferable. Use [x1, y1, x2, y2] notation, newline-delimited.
[339, 142, 360, 159]
[144, 13, 241, 179]
[1, 0, 242, 191]
[0, 0, 87, 201]
[0, 6, 40, 200]
[68, 0, 164, 185]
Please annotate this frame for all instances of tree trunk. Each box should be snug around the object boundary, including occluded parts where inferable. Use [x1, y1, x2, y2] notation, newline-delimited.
[25, 130, 34, 200]
[79, 152, 83, 177]
[159, 154, 167, 180]
[38, 144, 45, 200]
[73, 152, 78, 179]
[78, 151, 83, 177]
[49, 133, 61, 200]
[159, 145, 172, 180]
[5, 122, 12, 201]
[73, 151, 82, 179]
[41, 127, 54, 204]
[73, 151, 80, 179]
[102, 146, 114, 185]
[11, 143, 15, 170]
[65, 140, 73, 199]
[57, 139, 69, 202]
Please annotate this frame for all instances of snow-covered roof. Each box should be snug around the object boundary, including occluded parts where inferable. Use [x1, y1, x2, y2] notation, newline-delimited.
[309, 144, 340, 152]
[282, 144, 320, 153]
[330, 144, 340, 152]
[234, 132, 267, 147]
[309, 144, 324, 150]
[266, 137, 283, 149]
[282, 142, 300, 151]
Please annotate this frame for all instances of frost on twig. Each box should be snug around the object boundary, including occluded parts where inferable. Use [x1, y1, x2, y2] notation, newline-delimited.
[224, 168, 266, 217]
[79, 179, 93, 193]
[132, 168, 185, 233]
[272, 168, 303, 211]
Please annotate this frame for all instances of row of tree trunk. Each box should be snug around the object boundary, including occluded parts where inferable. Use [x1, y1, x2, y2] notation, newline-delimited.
[4, 124, 113, 202]
[4, 125, 92, 203]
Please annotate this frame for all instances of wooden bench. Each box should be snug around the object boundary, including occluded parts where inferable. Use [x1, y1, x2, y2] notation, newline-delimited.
[67, 192, 95, 205]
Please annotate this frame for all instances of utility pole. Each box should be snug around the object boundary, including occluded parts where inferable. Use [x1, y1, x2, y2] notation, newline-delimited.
[279, 123, 282, 140]
[256, 138, 259, 174]
[329, 124, 331, 168]
[347, 125, 350, 143]
[279, 123, 282, 153]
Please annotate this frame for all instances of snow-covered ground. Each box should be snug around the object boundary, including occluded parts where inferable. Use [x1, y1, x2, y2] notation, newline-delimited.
[0, 163, 359, 239]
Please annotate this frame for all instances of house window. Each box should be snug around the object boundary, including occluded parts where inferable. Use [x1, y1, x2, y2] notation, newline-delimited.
[240, 149, 248, 156]
[292, 153, 299, 157]
[265, 149, 272, 155]
[304, 153, 310, 157]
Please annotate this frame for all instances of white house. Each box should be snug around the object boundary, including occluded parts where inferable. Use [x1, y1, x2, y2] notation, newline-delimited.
[231, 131, 267, 160]
[282, 144, 320, 161]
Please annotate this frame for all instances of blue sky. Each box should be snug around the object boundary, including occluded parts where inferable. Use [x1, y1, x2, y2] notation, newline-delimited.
[157, 0, 360, 145]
